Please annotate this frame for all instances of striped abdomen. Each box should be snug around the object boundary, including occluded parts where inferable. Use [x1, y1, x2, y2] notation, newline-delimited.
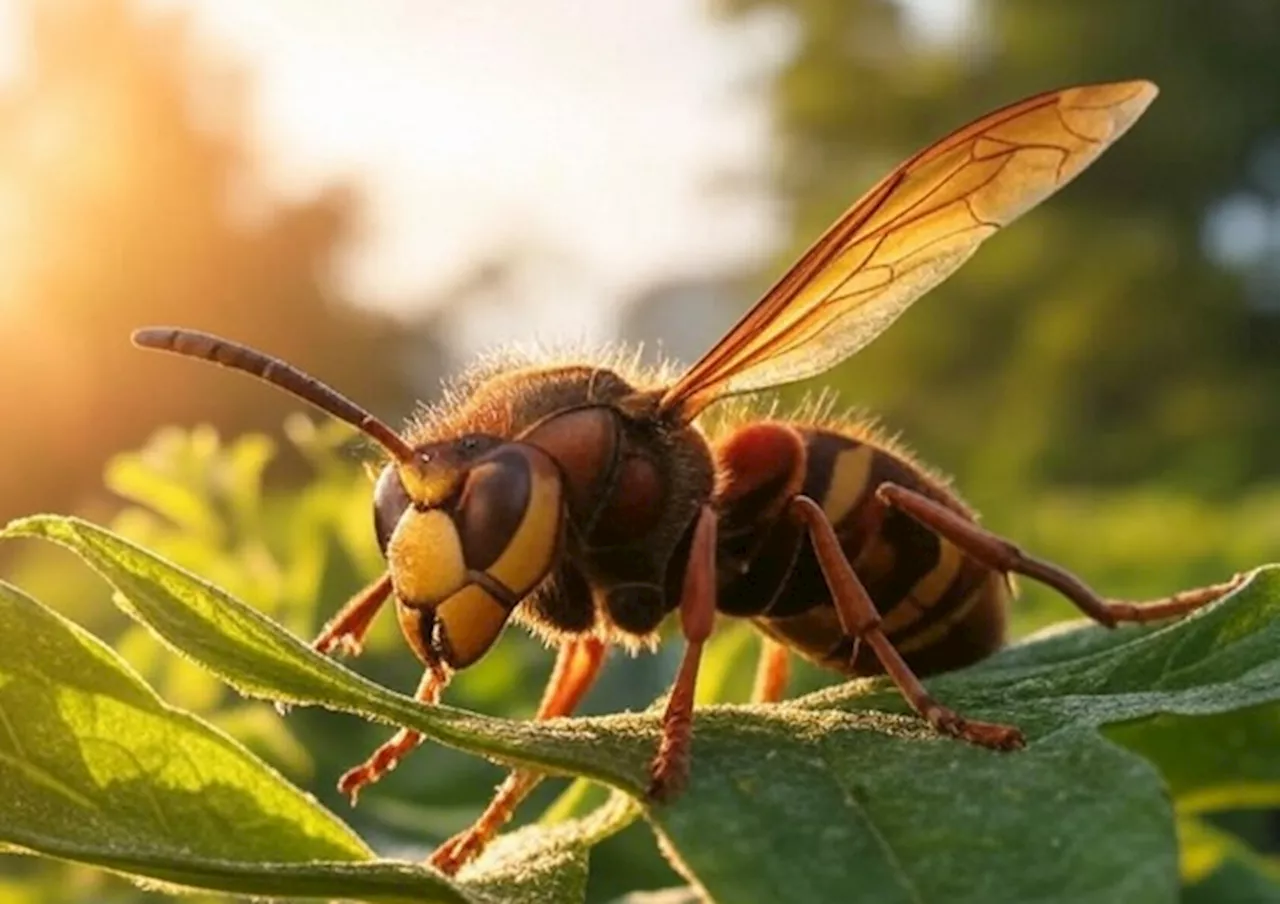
[712, 422, 1010, 677]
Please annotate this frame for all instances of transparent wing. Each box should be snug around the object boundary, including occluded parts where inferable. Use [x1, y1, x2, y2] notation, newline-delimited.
[660, 80, 1158, 420]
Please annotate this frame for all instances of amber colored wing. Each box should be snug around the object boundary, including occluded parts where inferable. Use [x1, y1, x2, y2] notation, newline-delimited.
[660, 80, 1158, 421]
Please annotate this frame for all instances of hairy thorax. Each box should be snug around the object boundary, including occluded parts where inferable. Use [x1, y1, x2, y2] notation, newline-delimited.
[406, 360, 715, 648]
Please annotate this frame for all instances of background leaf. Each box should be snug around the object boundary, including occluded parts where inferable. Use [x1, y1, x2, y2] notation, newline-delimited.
[1109, 704, 1280, 814]
[1180, 817, 1280, 903]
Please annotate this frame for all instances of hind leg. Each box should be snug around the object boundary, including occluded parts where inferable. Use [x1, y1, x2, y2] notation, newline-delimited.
[875, 484, 1245, 626]
[792, 495, 1024, 750]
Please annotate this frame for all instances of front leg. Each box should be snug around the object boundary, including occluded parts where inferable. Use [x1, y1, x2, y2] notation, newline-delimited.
[430, 637, 607, 875]
[312, 572, 394, 657]
[337, 661, 451, 803]
[649, 505, 719, 801]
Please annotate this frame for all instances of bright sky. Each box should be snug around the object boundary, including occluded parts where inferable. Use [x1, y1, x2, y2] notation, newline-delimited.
[0, 0, 968, 350]
[133, 0, 796, 350]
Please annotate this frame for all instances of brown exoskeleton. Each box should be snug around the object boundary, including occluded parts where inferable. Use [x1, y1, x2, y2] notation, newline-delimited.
[132, 79, 1245, 875]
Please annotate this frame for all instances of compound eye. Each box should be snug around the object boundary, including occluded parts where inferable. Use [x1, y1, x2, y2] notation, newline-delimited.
[456, 448, 532, 571]
[455, 444, 564, 601]
[372, 464, 412, 555]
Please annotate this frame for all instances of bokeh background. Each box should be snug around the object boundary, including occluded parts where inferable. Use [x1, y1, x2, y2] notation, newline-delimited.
[2, 0, 1279, 900]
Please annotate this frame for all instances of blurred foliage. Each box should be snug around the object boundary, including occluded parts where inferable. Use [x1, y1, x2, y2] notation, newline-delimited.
[0, 0, 414, 528]
[717, 0, 1280, 507]
[711, 0, 1280, 876]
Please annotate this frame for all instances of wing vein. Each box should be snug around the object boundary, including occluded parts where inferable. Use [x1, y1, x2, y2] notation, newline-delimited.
[659, 80, 1158, 421]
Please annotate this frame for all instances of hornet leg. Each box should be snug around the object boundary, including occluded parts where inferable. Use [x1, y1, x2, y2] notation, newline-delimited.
[792, 495, 1024, 750]
[648, 506, 718, 801]
[430, 636, 607, 875]
[875, 483, 1245, 626]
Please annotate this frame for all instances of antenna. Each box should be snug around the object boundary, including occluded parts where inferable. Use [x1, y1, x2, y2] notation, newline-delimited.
[132, 327, 416, 465]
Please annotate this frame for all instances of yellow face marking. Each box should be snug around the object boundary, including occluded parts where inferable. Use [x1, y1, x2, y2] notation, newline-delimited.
[435, 584, 511, 668]
[398, 460, 462, 507]
[821, 445, 876, 525]
[486, 452, 562, 596]
[387, 508, 467, 606]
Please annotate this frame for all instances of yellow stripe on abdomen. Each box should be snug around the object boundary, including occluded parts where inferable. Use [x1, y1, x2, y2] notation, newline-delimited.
[879, 538, 964, 635]
[821, 444, 875, 525]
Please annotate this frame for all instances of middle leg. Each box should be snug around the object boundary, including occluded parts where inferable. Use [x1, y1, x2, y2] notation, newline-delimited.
[647, 505, 719, 801]
[791, 495, 1024, 750]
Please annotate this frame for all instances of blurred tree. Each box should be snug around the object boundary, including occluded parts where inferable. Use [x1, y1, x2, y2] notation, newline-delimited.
[0, 0, 413, 525]
[716, 0, 1280, 512]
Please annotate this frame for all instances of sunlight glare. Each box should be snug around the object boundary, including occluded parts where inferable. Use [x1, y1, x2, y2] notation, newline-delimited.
[136, 0, 784, 351]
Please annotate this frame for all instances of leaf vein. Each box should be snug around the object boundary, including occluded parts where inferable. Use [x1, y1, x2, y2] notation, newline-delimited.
[0, 699, 27, 759]
[0, 748, 101, 812]
[818, 740, 926, 904]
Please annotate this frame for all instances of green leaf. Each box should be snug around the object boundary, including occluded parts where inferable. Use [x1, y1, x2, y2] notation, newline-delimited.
[649, 714, 1177, 903]
[0, 576, 619, 902]
[8, 515, 1280, 904]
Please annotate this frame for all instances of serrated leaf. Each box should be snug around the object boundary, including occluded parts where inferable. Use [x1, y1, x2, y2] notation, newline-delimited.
[0, 577, 614, 903]
[7, 515, 1280, 904]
